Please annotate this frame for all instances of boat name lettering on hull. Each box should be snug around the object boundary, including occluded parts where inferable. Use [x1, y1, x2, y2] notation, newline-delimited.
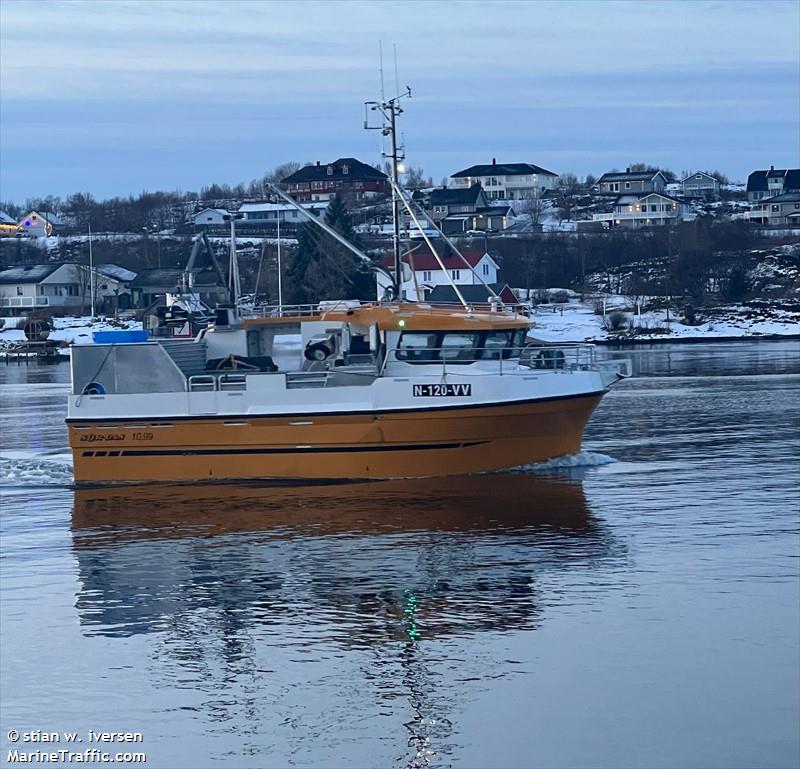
[80, 433, 125, 443]
[412, 384, 472, 397]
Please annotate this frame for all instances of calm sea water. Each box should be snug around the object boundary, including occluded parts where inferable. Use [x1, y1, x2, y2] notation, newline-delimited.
[1, 341, 798, 769]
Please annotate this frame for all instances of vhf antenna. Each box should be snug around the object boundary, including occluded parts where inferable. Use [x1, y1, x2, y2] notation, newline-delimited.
[365, 53, 411, 297]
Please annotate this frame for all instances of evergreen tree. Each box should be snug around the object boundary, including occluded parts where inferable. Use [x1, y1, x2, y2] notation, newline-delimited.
[285, 194, 375, 302]
[285, 222, 319, 304]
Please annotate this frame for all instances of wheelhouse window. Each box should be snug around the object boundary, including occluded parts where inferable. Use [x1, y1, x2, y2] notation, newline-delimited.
[440, 332, 480, 361]
[396, 331, 478, 363]
[395, 329, 526, 364]
[395, 332, 440, 362]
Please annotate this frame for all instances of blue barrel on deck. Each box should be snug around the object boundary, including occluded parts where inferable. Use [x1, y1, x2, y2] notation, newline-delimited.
[92, 330, 150, 344]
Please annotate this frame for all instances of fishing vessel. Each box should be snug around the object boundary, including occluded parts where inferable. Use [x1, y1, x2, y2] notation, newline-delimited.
[66, 90, 628, 485]
[66, 298, 628, 483]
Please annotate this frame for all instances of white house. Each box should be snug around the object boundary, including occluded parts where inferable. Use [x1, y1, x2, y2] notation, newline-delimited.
[592, 192, 689, 229]
[376, 246, 500, 302]
[238, 201, 328, 225]
[17, 211, 63, 237]
[450, 160, 559, 200]
[0, 263, 132, 314]
[192, 208, 230, 226]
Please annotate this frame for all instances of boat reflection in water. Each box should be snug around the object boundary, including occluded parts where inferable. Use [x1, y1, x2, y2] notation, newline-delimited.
[71, 472, 623, 762]
[72, 472, 622, 642]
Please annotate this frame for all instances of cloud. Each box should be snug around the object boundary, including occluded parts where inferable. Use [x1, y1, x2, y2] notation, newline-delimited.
[1, 0, 797, 199]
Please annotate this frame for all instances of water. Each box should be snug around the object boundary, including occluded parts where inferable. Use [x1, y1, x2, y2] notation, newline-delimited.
[1, 341, 798, 769]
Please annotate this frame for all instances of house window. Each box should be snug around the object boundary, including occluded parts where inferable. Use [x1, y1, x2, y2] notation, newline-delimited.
[625, 182, 631, 189]
[482, 263, 489, 275]
[326, 166, 333, 176]
[342, 165, 349, 175]
[16, 286, 23, 296]
[422, 271, 432, 282]
[497, 190, 505, 199]
[451, 269, 461, 280]
[772, 205, 780, 212]
[612, 183, 619, 192]
[696, 174, 702, 179]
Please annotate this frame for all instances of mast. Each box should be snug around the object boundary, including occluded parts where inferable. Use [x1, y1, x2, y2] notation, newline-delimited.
[88, 220, 95, 319]
[365, 84, 411, 297]
[223, 212, 243, 306]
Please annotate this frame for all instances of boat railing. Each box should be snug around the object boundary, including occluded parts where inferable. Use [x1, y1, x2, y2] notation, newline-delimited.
[252, 301, 368, 318]
[250, 300, 529, 318]
[188, 373, 248, 392]
[381, 343, 598, 376]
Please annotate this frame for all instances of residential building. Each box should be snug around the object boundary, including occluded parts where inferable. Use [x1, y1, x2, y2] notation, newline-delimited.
[17, 211, 63, 237]
[192, 208, 230, 226]
[376, 246, 499, 301]
[238, 201, 328, 227]
[428, 184, 489, 223]
[281, 158, 388, 202]
[596, 169, 668, 196]
[427, 283, 520, 307]
[746, 192, 800, 226]
[129, 268, 228, 310]
[592, 192, 688, 229]
[746, 167, 800, 202]
[0, 263, 132, 314]
[441, 204, 515, 235]
[450, 160, 559, 200]
[681, 171, 721, 199]
[0, 211, 18, 237]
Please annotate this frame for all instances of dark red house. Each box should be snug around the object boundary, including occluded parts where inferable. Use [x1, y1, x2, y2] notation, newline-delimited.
[281, 158, 388, 202]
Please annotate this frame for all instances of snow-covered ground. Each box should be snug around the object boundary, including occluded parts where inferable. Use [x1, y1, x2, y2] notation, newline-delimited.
[526, 293, 800, 343]
[0, 315, 142, 350]
[1, 297, 797, 354]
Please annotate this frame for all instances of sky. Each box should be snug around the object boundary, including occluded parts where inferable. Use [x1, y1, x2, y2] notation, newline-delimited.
[1, 0, 798, 202]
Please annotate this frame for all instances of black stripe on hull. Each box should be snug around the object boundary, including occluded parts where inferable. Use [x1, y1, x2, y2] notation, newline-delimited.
[83, 440, 487, 458]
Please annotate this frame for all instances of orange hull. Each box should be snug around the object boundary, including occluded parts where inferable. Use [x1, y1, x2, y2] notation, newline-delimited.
[68, 393, 603, 484]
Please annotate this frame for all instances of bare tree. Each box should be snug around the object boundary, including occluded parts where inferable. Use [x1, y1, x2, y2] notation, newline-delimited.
[555, 174, 580, 222]
[518, 191, 548, 228]
[403, 166, 432, 190]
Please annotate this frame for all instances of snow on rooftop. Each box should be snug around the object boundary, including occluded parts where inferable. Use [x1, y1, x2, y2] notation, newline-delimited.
[238, 201, 329, 213]
[96, 264, 137, 282]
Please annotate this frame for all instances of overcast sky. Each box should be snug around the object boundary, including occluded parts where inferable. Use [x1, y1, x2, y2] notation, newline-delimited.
[1, 0, 798, 202]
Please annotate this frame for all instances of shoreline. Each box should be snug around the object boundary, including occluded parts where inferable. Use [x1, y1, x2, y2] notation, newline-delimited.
[592, 333, 800, 347]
